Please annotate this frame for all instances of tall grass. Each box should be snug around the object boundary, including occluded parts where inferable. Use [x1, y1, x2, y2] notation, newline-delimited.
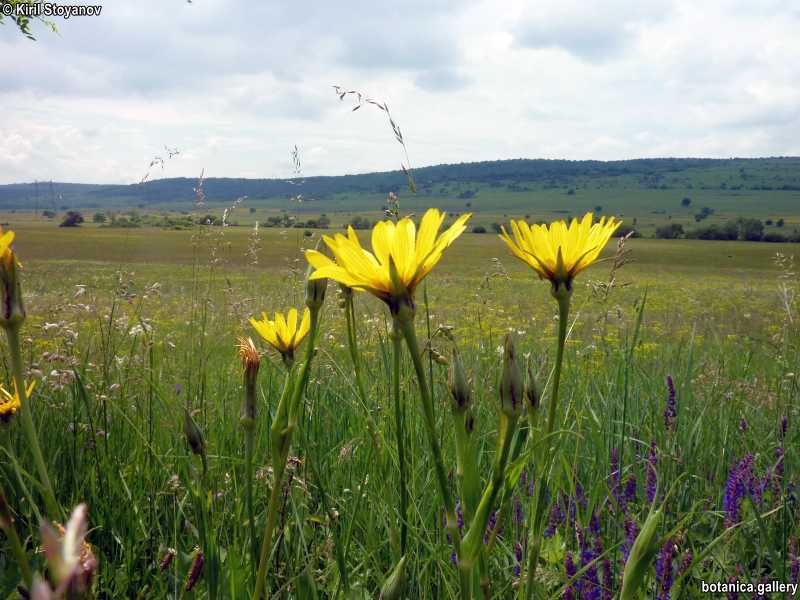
[0, 218, 797, 598]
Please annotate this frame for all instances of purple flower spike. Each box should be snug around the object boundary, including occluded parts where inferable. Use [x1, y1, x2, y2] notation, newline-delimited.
[724, 454, 754, 528]
[646, 440, 658, 504]
[654, 538, 675, 600]
[514, 542, 523, 578]
[564, 551, 577, 600]
[663, 375, 677, 432]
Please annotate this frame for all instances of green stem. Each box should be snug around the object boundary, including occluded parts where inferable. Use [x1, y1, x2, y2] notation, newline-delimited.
[245, 430, 256, 582]
[391, 318, 409, 555]
[252, 458, 287, 600]
[253, 308, 321, 599]
[345, 294, 381, 453]
[4, 325, 61, 520]
[524, 290, 570, 600]
[397, 316, 470, 600]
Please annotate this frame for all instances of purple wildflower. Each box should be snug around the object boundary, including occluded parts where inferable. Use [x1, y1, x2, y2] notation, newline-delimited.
[624, 472, 638, 507]
[519, 468, 527, 490]
[545, 495, 565, 538]
[514, 542, 523, 578]
[773, 446, 785, 496]
[739, 418, 748, 432]
[577, 526, 601, 600]
[724, 454, 754, 528]
[726, 575, 739, 599]
[456, 501, 464, 529]
[677, 550, 693, 579]
[646, 440, 658, 504]
[589, 510, 601, 538]
[790, 537, 798, 584]
[781, 415, 788, 440]
[595, 536, 613, 600]
[564, 551, 577, 600]
[621, 518, 639, 562]
[484, 510, 498, 544]
[513, 494, 524, 526]
[664, 375, 677, 432]
[654, 539, 675, 600]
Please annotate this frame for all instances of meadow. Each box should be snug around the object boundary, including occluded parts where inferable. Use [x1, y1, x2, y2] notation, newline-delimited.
[0, 215, 798, 598]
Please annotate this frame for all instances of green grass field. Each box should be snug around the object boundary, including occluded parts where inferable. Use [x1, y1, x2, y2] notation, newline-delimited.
[1, 215, 798, 598]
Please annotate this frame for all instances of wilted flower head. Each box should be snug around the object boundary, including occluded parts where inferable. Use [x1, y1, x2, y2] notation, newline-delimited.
[500, 212, 620, 294]
[0, 380, 34, 425]
[249, 307, 311, 367]
[236, 336, 260, 375]
[305, 208, 471, 316]
[40, 504, 97, 597]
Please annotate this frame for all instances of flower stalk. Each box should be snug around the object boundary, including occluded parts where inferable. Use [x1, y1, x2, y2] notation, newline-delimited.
[524, 287, 571, 599]
[391, 317, 409, 555]
[252, 283, 324, 599]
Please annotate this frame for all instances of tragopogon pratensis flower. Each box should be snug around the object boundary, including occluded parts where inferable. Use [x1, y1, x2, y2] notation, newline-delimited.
[249, 308, 311, 367]
[0, 227, 24, 329]
[500, 212, 620, 295]
[305, 208, 471, 317]
[0, 380, 34, 424]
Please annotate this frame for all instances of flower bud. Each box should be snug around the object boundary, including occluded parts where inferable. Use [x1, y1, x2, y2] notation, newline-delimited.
[184, 548, 204, 592]
[448, 347, 471, 411]
[0, 230, 25, 331]
[305, 272, 327, 311]
[525, 358, 541, 413]
[236, 337, 260, 429]
[183, 409, 207, 472]
[499, 334, 523, 419]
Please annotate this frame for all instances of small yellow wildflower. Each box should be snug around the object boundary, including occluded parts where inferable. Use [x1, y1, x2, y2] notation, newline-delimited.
[305, 208, 471, 315]
[249, 308, 311, 366]
[0, 380, 35, 424]
[500, 212, 621, 293]
[0, 226, 24, 328]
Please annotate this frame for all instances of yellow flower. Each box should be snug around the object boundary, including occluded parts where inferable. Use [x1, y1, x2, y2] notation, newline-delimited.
[500, 212, 620, 291]
[0, 380, 35, 424]
[0, 226, 24, 328]
[0, 227, 14, 263]
[249, 308, 311, 366]
[305, 208, 471, 313]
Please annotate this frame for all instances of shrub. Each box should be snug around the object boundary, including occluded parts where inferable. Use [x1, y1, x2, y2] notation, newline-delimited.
[472, 225, 487, 234]
[59, 211, 84, 227]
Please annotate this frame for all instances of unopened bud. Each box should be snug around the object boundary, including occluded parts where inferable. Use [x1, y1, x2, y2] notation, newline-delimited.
[305, 274, 327, 310]
[499, 334, 523, 419]
[184, 548, 204, 592]
[525, 359, 541, 412]
[183, 409, 207, 471]
[159, 547, 177, 572]
[447, 347, 471, 411]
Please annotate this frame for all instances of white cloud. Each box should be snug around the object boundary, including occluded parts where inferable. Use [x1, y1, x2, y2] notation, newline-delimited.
[0, 0, 798, 183]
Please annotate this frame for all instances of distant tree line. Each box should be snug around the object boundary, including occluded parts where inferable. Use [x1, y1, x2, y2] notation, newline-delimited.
[656, 218, 798, 243]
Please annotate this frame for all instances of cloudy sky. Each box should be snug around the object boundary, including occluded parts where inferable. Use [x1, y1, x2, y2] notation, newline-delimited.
[1, 0, 798, 184]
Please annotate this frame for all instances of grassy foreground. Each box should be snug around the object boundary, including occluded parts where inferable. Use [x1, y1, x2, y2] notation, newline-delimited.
[1, 222, 798, 598]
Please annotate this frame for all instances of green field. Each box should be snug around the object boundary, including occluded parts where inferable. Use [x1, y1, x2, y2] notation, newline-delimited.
[1, 215, 798, 598]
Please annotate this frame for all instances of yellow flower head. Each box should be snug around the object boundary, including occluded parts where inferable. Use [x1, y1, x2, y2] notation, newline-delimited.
[0, 380, 35, 424]
[0, 226, 24, 328]
[500, 212, 621, 292]
[305, 208, 471, 314]
[249, 308, 311, 366]
[0, 227, 14, 266]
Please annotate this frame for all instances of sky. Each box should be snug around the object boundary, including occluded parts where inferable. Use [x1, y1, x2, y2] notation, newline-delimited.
[1, 0, 799, 184]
